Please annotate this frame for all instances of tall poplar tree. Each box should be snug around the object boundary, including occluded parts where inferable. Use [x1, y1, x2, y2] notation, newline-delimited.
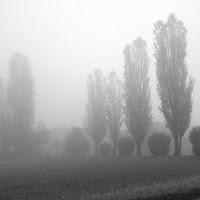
[106, 71, 123, 155]
[84, 69, 107, 155]
[7, 52, 35, 153]
[123, 37, 152, 155]
[153, 13, 194, 155]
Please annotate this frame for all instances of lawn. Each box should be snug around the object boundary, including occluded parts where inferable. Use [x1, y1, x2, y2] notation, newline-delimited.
[0, 156, 200, 199]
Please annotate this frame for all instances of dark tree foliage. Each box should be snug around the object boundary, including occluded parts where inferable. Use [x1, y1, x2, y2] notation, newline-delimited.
[189, 126, 200, 156]
[123, 37, 152, 155]
[66, 127, 90, 156]
[106, 71, 123, 155]
[117, 136, 135, 156]
[7, 52, 35, 154]
[83, 69, 107, 155]
[153, 13, 194, 155]
[148, 132, 171, 156]
[99, 142, 112, 156]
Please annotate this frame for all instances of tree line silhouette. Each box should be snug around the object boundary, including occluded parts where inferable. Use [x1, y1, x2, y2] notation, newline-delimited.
[84, 13, 194, 156]
[0, 13, 197, 158]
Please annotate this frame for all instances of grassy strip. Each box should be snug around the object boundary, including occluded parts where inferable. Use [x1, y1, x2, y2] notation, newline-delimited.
[139, 188, 200, 200]
[79, 175, 200, 200]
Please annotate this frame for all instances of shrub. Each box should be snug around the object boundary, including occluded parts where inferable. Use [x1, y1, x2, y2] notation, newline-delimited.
[117, 136, 135, 156]
[189, 126, 200, 156]
[148, 132, 171, 156]
[99, 142, 112, 156]
[65, 127, 90, 156]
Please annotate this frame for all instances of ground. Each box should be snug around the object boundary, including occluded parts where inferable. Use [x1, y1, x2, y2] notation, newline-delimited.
[0, 156, 200, 199]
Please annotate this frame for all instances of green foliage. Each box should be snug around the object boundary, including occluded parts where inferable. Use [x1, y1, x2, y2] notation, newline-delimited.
[153, 13, 194, 155]
[117, 136, 135, 156]
[99, 142, 112, 156]
[66, 127, 90, 156]
[148, 132, 171, 156]
[189, 126, 200, 156]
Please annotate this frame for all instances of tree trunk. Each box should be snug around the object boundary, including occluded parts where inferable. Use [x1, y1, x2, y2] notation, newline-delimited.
[112, 136, 117, 156]
[174, 135, 180, 156]
[136, 142, 142, 155]
[177, 145, 181, 155]
[94, 143, 99, 156]
[112, 142, 116, 156]
[178, 136, 182, 155]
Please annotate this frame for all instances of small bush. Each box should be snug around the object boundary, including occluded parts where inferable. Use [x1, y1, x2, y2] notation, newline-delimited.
[66, 127, 90, 156]
[148, 132, 171, 156]
[117, 136, 135, 156]
[99, 142, 112, 156]
[189, 126, 200, 156]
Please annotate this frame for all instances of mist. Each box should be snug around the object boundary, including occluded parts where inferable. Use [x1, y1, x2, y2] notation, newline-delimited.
[0, 0, 199, 129]
[1, 1, 200, 200]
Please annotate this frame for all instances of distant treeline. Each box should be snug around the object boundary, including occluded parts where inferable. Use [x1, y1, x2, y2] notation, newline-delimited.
[0, 13, 199, 158]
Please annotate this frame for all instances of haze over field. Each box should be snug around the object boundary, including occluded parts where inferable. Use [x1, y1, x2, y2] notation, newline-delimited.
[1, 2, 200, 199]
[0, 0, 199, 129]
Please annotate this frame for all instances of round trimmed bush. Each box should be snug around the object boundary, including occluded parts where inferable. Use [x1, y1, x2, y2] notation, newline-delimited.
[148, 131, 171, 156]
[189, 126, 200, 156]
[99, 142, 112, 156]
[66, 127, 90, 156]
[117, 136, 135, 156]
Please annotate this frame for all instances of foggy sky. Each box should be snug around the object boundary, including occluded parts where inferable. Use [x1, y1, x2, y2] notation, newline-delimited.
[0, 0, 199, 129]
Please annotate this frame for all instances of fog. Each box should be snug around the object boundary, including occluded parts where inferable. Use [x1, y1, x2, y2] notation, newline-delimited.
[1, 1, 200, 199]
[0, 0, 199, 129]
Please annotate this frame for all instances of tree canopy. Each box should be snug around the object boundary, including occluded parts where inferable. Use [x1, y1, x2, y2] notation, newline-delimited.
[153, 13, 194, 155]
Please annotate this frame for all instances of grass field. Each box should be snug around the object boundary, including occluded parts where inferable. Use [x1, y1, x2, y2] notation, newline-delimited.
[1, 156, 200, 199]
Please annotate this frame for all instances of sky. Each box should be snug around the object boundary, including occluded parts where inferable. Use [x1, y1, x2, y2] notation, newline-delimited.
[0, 0, 199, 129]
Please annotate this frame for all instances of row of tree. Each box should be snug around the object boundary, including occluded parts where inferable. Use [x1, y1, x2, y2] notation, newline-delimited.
[84, 13, 194, 156]
[0, 13, 195, 158]
[64, 124, 200, 157]
[83, 70, 123, 155]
